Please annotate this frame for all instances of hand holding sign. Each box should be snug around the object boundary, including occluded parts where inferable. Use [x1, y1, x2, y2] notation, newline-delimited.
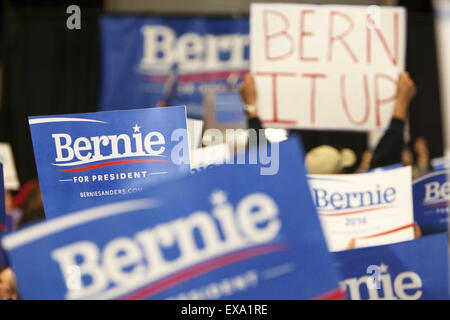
[240, 74, 258, 118]
[393, 72, 417, 120]
[250, 4, 406, 131]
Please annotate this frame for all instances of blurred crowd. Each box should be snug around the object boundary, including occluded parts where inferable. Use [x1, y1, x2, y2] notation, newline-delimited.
[241, 71, 431, 178]
[0, 69, 440, 300]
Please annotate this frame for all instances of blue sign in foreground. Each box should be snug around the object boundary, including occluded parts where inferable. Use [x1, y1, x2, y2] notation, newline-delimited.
[3, 138, 343, 300]
[28, 106, 190, 219]
[335, 233, 449, 300]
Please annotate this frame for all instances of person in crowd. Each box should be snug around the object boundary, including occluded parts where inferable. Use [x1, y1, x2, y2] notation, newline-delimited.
[0, 267, 18, 300]
[240, 74, 260, 132]
[369, 72, 417, 169]
[304, 145, 356, 174]
[11, 178, 45, 229]
[5, 190, 12, 214]
[355, 150, 373, 173]
[413, 137, 431, 178]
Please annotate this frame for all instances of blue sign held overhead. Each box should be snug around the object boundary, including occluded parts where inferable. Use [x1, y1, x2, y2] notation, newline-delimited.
[413, 170, 450, 235]
[28, 106, 190, 219]
[334, 233, 449, 300]
[99, 16, 249, 118]
[3, 138, 343, 300]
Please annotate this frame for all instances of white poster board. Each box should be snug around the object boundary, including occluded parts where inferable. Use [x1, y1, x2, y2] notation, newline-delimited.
[433, 0, 450, 154]
[308, 166, 414, 252]
[251, 3, 406, 131]
[187, 118, 204, 150]
[0, 143, 20, 191]
[190, 143, 230, 171]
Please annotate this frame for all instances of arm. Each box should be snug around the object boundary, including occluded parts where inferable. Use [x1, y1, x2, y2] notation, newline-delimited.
[370, 72, 417, 169]
[413, 137, 431, 177]
[240, 74, 263, 131]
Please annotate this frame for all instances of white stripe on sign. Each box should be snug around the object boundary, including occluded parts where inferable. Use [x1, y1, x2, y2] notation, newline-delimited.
[2, 199, 159, 250]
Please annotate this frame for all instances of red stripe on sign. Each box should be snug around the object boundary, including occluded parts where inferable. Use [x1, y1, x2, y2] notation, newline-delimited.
[312, 288, 347, 300]
[179, 70, 248, 82]
[58, 159, 169, 172]
[320, 205, 393, 217]
[0, 224, 6, 231]
[146, 70, 248, 83]
[358, 223, 415, 240]
[427, 200, 449, 208]
[119, 243, 288, 300]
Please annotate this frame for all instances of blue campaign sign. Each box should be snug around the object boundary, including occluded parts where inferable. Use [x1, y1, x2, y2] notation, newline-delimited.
[28, 106, 190, 219]
[3, 138, 343, 300]
[431, 157, 450, 171]
[215, 92, 247, 125]
[412, 170, 449, 235]
[334, 233, 449, 300]
[99, 16, 249, 119]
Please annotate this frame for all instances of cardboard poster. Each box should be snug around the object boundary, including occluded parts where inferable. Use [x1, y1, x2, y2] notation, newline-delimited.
[308, 166, 414, 251]
[251, 4, 406, 131]
[0, 143, 20, 191]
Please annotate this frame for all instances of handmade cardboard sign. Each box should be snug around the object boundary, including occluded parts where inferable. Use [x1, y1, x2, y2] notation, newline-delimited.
[334, 233, 449, 300]
[308, 166, 414, 252]
[28, 107, 190, 219]
[412, 170, 450, 235]
[250, 4, 406, 131]
[2, 138, 343, 300]
[0, 143, 20, 191]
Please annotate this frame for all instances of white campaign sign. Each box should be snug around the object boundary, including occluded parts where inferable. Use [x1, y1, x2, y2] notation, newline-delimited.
[250, 4, 406, 131]
[190, 143, 230, 170]
[0, 143, 20, 191]
[187, 118, 204, 150]
[308, 166, 414, 252]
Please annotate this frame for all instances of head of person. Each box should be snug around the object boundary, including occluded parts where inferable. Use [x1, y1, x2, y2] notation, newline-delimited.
[0, 268, 18, 300]
[13, 179, 45, 228]
[305, 145, 356, 174]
